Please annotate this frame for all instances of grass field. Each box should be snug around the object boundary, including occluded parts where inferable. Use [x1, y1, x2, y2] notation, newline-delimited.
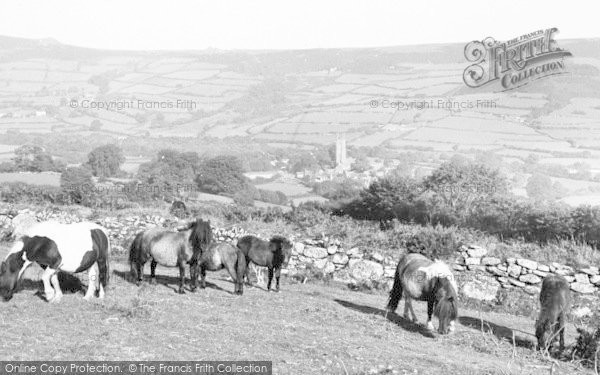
[0, 247, 591, 374]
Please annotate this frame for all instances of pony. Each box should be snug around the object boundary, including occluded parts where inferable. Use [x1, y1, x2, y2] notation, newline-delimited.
[194, 242, 246, 295]
[0, 221, 110, 303]
[236, 235, 293, 292]
[129, 218, 211, 294]
[535, 275, 571, 352]
[386, 253, 458, 334]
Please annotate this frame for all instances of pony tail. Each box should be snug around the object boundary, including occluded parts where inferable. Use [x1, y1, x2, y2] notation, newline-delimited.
[98, 229, 110, 288]
[387, 266, 403, 312]
[129, 232, 143, 280]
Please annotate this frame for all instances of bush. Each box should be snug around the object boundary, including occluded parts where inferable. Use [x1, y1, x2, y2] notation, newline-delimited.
[573, 327, 600, 371]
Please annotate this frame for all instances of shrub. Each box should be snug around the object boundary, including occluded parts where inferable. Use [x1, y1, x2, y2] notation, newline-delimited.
[573, 327, 600, 371]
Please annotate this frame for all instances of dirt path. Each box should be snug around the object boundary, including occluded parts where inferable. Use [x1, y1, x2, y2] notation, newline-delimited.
[0, 259, 592, 375]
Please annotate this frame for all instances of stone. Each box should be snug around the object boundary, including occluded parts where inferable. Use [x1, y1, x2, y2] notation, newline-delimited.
[524, 286, 540, 295]
[384, 267, 396, 278]
[462, 277, 499, 302]
[571, 282, 596, 294]
[590, 275, 600, 285]
[572, 306, 593, 318]
[453, 264, 466, 272]
[555, 268, 573, 276]
[464, 257, 481, 265]
[508, 278, 526, 288]
[303, 246, 328, 259]
[371, 253, 384, 263]
[349, 260, 384, 281]
[507, 258, 516, 264]
[507, 264, 522, 278]
[487, 266, 507, 277]
[346, 247, 361, 257]
[519, 274, 542, 284]
[575, 273, 590, 284]
[497, 277, 510, 284]
[497, 264, 508, 272]
[332, 253, 349, 265]
[323, 261, 336, 274]
[467, 265, 486, 272]
[537, 264, 550, 272]
[466, 245, 487, 258]
[11, 213, 37, 238]
[293, 242, 305, 255]
[327, 245, 338, 255]
[313, 258, 328, 269]
[516, 258, 538, 270]
[579, 267, 599, 276]
[564, 275, 576, 283]
[532, 270, 548, 278]
[481, 257, 501, 266]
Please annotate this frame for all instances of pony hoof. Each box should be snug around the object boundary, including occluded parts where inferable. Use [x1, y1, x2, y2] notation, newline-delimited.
[49, 296, 63, 304]
[426, 321, 434, 331]
[149, 279, 157, 285]
[176, 290, 185, 294]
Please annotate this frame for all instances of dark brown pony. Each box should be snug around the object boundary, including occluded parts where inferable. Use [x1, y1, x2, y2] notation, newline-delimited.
[386, 253, 458, 334]
[129, 218, 211, 294]
[536, 275, 571, 352]
[236, 235, 293, 292]
[194, 242, 246, 295]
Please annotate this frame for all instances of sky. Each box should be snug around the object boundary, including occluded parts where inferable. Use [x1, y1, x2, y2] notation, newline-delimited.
[0, 0, 597, 50]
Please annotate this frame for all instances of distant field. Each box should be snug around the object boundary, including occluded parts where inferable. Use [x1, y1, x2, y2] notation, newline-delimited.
[0, 172, 61, 186]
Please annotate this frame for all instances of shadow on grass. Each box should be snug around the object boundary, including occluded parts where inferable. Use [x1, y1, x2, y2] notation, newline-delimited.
[18, 272, 84, 300]
[334, 299, 435, 338]
[112, 270, 233, 294]
[458, 316, 535, 349]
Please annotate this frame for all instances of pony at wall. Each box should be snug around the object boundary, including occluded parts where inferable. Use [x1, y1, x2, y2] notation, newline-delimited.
[0, 221, 110, 303]
[236, 235, 293, 292]
[535, 275, 571, 352]
[386, 253, 458, 334]
[129, 218, 211, 294]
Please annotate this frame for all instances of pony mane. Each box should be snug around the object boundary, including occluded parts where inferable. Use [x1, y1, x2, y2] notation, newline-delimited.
[189, 219, 212, 252]
[418, 260, 458, 295]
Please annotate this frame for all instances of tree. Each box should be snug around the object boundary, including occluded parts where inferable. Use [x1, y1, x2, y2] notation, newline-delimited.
[423, 159, 508, 218]
[60, 166, 94, 204]
[87, 144, 125, 177]
[13, 145, 63, 172]
[526, 173, 561, 201]
[352, 155, 371, 173]
[196, 156, 250, 195]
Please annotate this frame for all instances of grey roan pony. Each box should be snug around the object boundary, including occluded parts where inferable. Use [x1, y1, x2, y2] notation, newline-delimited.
[236, 235, 293, 292]
[129, 218, 211, 294]
[535, 275, 571, 352]
[386, 253, 458, 334]
[193, 242, 246, 295]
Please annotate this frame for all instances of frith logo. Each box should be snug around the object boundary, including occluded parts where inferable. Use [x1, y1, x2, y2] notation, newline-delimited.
[463, 28, 572, 91]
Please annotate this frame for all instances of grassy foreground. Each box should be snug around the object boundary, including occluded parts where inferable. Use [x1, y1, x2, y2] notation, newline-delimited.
[0, 248, 591, 374]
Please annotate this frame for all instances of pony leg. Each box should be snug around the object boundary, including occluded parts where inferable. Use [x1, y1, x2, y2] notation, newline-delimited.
[149, 260, 157, 285]
[189, 264, 198, 292]
[200, 266, 206, 289]
[223, 259, 242, 295]
[49, 271, 63, 303]
[41, 267, 55, 301]
[177, 262, 186, 294]
[274, 267, 281, 292]
[84, 263, 99, 300]
[267, 267, 274, 291]
[404, 298, 418, 323]
[245, 260, 253, 287]
[558, 314, 565, 352]
[426, 299, 434, 331]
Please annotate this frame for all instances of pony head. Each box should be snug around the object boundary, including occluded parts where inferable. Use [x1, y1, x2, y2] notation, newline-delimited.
[269, 236, 293, 266]
[0, 241, 26, 301]
[189, 218, 212, 254]
[433, 277, 458, 334]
